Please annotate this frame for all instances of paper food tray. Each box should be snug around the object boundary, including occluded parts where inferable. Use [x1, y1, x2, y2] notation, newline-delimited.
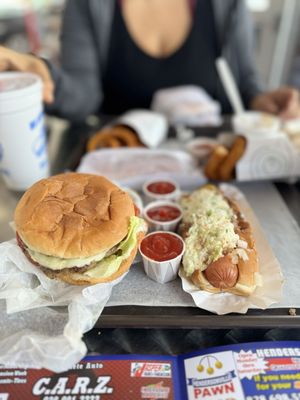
[179, 184, 284, 315]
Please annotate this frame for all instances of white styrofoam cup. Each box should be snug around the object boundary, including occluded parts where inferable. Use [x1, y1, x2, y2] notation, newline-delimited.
[0, 72, 49, 190]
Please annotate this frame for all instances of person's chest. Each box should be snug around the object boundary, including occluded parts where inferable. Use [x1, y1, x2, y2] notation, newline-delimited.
[102, 0, 219, 114]
[122, 0, 192, 58]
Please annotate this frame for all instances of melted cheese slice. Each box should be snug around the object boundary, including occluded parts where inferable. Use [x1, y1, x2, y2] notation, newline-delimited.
[23, 217, 146, 281]
[26, 246, 108, 270]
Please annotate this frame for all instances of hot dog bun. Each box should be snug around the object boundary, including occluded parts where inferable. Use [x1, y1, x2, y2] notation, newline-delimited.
[179, 184, 259, 297]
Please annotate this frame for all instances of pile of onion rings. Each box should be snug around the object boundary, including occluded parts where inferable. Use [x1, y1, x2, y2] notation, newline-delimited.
[87, 125, 144, 151]
[204, 135, 246, 181]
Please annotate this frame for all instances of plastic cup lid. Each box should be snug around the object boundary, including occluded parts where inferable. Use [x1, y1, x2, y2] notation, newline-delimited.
[0, 72, 42, 99]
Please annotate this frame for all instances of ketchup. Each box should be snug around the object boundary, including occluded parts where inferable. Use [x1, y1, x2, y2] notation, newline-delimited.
[140, 232, 183, 262]
[147, 181, 176, 195]
[147, 205, 181, 222]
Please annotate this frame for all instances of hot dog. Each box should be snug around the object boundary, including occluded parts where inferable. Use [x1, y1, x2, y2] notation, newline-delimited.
[179, 184, 260, 296]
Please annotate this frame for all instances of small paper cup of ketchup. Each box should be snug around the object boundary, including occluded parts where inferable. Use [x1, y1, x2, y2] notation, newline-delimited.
[139, 231, 185, 284]
[143, 201, 183, 232]
[143, 179, 180, 202]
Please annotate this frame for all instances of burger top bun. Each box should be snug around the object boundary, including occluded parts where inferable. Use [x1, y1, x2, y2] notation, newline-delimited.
[14, 173, 135, 259]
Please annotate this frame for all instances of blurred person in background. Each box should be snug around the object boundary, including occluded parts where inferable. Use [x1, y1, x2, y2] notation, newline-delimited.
[0, 0, 300, 122]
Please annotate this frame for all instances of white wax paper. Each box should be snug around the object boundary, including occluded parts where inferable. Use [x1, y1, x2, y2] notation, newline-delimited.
[116, 109, 168, 148]
[77, 148, 205, 190]
[151, 85, 222, 126]
[0, 241, 127, 372]
[179, 184, 284, 315]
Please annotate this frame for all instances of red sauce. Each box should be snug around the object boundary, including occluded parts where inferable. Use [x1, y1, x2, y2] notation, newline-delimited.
[147, 181, 176, 195]
[140, 232, 183, 262]
[147, 205, 181, 222]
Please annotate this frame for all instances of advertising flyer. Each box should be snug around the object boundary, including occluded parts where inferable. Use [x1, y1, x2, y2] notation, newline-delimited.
[179, 341, 300, 400]
[1, 341, 300, 399]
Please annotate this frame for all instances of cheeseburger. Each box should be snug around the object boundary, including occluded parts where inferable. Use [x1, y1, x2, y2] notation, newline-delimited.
[14, 173, 146, 285]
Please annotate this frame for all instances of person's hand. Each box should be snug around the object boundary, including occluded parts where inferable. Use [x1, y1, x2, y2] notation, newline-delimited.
[250, 86, 300, 120]
[0, 46, 54, 104]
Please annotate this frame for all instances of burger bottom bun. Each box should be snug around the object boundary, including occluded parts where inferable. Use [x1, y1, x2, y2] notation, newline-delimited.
[41, 231, 145, 286]
[191, 248, 260, 297]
